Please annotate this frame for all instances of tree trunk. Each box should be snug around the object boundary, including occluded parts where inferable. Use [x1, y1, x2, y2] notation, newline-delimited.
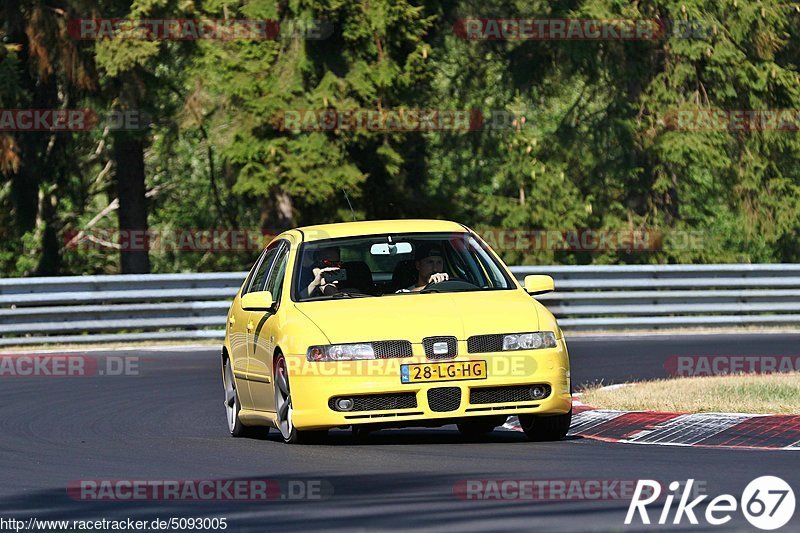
[113, 134, 150, 273]
[36, 187, 61, 275]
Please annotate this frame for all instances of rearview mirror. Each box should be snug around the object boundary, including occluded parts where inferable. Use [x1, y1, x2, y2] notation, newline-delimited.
[370, 242, 413, 255]
[241, 291, 275, 311]
[523, 275, 555, 295]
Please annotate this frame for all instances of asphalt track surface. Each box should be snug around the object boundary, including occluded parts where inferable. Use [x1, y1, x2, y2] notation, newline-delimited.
[1, 333, 799, 531]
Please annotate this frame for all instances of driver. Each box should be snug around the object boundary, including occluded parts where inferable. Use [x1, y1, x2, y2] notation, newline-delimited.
[406, 244, 449, 292]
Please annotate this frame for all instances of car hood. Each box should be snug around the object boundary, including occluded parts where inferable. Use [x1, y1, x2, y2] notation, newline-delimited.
[294, 290, 541, 344]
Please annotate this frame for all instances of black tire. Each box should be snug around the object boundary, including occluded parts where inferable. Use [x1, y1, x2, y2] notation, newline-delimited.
[518, 409, 572, 442]
[457, 416, 505, 437]
[223, 357, 268, 438]
[284, 427, 329, 445]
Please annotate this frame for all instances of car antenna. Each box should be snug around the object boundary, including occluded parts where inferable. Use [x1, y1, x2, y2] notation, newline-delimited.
[342, 187, 357, 221]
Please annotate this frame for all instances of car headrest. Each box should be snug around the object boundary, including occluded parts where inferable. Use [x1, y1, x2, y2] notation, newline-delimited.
[341, 261, 375, 291]
[391, 259, 417, 290]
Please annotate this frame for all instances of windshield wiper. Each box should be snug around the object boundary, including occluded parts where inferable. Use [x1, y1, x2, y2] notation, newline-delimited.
[329, 291, 373, 298]
[422, 288, 488, 295]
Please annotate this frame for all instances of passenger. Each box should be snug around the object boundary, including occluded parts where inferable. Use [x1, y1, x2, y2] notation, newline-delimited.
[304, 247, 342, 297]
[406, 244, 449, 292]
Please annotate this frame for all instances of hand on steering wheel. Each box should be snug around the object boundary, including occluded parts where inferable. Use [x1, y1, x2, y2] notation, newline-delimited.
[427, 272, 449, 285]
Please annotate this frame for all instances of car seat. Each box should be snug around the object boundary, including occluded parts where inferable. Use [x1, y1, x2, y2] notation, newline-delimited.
[390, 259, 418, 292]
[340, 261, 377, 294]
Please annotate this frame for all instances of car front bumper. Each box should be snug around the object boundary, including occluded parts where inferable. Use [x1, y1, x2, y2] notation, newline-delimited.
[287, 338, 572, 430]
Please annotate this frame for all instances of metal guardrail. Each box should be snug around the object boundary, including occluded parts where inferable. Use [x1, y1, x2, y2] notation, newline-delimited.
[1, 265, 799, 346]
[0, 273, 245, 346]
[513, 264, 800, 330]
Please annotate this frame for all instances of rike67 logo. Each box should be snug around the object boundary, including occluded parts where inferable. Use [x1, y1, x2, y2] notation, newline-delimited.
[626, 477, 795, 530]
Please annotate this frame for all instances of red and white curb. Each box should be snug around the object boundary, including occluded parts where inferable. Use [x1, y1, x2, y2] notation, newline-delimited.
[504, 397, 800, 451]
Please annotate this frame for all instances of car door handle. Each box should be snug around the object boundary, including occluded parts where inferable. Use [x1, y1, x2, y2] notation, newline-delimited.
[228, 316, 236, 326]
[247, 321, 254, 331]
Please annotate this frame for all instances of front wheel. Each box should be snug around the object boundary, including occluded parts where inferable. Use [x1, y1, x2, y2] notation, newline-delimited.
[518, 410, 572, 442]
[274, 354, 327, 444]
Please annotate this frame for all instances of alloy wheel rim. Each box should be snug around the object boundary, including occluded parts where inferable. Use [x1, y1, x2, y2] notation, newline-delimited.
[224, 361, 237, 433]
[275, 358, 293, 439]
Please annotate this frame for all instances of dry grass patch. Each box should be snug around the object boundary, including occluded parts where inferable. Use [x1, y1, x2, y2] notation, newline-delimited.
[580, 372, 800, 415]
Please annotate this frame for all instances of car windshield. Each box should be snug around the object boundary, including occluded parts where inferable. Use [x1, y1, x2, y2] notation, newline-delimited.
[292, 232, 515, 301]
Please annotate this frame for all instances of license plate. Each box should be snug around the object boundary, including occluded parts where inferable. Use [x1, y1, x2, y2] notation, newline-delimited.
[400, 361, 487, 384]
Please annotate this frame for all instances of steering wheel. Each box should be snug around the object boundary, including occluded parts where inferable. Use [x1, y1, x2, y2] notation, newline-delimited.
[420, 279, 480, 293]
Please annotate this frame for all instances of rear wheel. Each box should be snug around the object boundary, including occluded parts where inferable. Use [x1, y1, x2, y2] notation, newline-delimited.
[223, 357, 267, 438]
[518, 410, 572, 442]
[457, 416, 505, 437]
[274, 354, 327, 444]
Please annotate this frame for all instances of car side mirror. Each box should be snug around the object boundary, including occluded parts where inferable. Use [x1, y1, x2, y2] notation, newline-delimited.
[523, 275, 555, 295]
[241, 291, 275, 311]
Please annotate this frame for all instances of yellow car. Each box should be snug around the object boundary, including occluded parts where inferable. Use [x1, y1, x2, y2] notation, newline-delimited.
[221, 219, 571, 444]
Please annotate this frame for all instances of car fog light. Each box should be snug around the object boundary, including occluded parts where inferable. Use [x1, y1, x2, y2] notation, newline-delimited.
[336, 398, 354, 411]
[529, 386, 547, 400]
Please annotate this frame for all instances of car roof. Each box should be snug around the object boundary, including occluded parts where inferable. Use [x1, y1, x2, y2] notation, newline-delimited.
[293, 219, 468, 242]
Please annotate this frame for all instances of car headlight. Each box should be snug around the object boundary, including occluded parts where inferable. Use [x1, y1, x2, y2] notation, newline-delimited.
[307, 343, 375, 362]
[502, 332, 557, 351]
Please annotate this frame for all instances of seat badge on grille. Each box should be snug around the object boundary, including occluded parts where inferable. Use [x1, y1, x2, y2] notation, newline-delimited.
[432, 342, 449, 355]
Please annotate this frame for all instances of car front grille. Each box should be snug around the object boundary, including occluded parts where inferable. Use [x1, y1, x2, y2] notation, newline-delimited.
[372, 340, 413, 359]
[427, 387, 461, 412]
[423, 336, 457, 360]
[466, 334, 504, 354]
[469, 384, 551, 404]
[328, 392, 417, 412]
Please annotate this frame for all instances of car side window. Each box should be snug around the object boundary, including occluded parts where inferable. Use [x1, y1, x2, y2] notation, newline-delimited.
[264, 243, 289, 304]
[242, 249, 267, 293]
[247, 245, 280, 294]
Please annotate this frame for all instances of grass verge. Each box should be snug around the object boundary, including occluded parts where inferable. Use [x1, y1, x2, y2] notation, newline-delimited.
[580, 372, 800, 415]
